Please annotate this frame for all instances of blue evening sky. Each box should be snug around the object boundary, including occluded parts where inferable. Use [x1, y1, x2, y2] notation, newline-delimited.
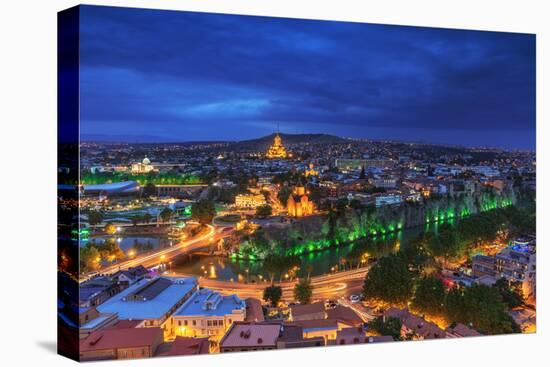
[78, 5, 536, 150]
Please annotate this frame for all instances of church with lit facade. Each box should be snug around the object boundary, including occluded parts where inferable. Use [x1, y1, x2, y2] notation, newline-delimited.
[287, 186, 315, 217]
[266, 133, 287, 159]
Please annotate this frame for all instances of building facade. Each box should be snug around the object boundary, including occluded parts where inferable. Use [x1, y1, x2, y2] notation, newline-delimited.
[172, 289, 246, 340]
[266, 133, 288, 159]
[287, 186, 315, 217]
[235, 193, 267, 208]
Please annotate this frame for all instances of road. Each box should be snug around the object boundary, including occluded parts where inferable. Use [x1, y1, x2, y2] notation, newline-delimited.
[80, 224, 225, 282]
[177, 266, 370, 303]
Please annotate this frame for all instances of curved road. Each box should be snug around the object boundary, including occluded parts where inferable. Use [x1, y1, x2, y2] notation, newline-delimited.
[174, 266, 370, 302]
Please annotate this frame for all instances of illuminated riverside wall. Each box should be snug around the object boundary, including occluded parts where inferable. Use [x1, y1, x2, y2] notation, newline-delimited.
[80, 171, 202, 185]
[234, 188, 518, 259]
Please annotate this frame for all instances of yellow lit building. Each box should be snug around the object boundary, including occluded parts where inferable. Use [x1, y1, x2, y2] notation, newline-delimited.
[171, 289, 246, 340]
[235, 193, 267, 208]
[287, 186, 315, 217]
[266, 133, 287, 159]
[131, 156, 155, 174]
[304, 163, 319, 177]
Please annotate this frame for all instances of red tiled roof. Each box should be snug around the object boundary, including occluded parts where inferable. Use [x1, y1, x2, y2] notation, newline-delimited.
[158, 337, 209, 356]
[336, 326, 366, 345]
[290, 302, 325, 317]
[383, 307, 444, 339]
[446, 323, 482, 337]
[220, 322, 281, 348]
[327, 305, 363, 326]
[105, 319, 143, 330]
[80, 327, 162, 352]
[287, 319, 339, 330]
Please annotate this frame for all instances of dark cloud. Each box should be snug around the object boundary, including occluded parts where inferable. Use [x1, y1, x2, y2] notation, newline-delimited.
[78, 5, 535, 149]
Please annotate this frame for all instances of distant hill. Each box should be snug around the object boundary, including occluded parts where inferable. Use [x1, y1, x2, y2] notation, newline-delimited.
[233, 133, 348, 150]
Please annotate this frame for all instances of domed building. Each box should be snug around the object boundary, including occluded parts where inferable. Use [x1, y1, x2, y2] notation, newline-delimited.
[287, 186, 315, 217]
[131, 156, 155, 174]
[266, 133, 287, 159]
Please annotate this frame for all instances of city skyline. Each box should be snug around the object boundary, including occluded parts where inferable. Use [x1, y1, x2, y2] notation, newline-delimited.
[78, 6, 536, 150]
[58, 6, 537, 361]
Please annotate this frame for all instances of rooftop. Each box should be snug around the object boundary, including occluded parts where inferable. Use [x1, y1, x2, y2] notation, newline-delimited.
[174, 288, 245, 317]
[289, 302, 325, 318]
[157, 337, 210, 356]
[446, 323, 483, 337]
[80, 327, 163, 353]
[97, 277, 197, 320]
[221, 322, 282, 348]
[327, 305, 363, 326]
[288, 319, 340, 332]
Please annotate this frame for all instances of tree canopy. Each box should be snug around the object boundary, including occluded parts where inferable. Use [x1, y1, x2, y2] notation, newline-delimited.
[411, 276, 446, 316]
[294, 278, 313, 304]
[363, 254, 414, 305]
[191, 200, 216, 225]
[445, 284, 520, 335]
[87, 210, 104, 226]
[256, 204, 273, 218]
[368, 316, 402, 341]
[263, 285, 283, 307]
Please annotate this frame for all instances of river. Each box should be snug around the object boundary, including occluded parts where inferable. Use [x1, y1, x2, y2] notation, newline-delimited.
[171, 220, 450, 282]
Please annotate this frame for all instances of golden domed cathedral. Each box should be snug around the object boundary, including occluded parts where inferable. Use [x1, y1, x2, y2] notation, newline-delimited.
[287, 186, 315, 217]
[266, 133, 287, 159]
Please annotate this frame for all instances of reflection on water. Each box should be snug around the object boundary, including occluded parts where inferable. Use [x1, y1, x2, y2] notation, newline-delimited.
[85, 236, 173, 255]
[172, 223, 438, 281]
